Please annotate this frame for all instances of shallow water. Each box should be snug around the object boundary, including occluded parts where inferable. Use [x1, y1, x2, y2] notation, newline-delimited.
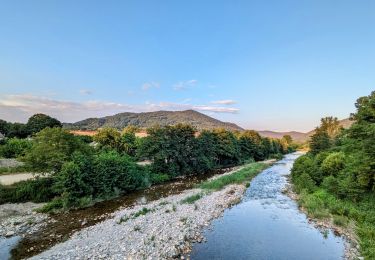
[190, 153, 345, 260]
[0, 236, 21, 260]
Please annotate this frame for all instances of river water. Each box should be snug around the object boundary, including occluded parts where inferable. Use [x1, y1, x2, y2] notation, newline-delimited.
[190, 153, 345, 260]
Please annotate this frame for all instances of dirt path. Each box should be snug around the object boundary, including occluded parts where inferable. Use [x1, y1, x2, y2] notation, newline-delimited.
[0, 173, 35, 185]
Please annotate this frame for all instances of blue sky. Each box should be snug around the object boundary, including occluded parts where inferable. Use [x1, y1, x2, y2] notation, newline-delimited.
[0, 0, 374, 132]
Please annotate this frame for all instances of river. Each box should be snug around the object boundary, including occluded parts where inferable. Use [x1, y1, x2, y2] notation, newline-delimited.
[189, 152, 345, 260]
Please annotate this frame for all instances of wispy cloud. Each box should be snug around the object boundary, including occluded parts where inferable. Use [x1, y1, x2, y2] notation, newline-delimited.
[142, 82, 160, 91]
[79, 89, 93, 95]
[0, 94, 239, 123]
[173, 80, 197, 91]
[211, 99, 237, 105]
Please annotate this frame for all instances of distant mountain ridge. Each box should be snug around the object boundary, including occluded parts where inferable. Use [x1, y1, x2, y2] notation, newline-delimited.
[63, 110, 244, 131]
[259, 118, 353, 143]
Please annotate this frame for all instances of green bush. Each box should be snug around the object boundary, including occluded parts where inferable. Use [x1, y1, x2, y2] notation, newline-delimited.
[0, 178, 57, 204]
[150, 173, 170, 185]
[23, 127, 91, 173]
[321, 175, 339, 195]
[321, 152, 346, 177]
[0, 138, 32, 158]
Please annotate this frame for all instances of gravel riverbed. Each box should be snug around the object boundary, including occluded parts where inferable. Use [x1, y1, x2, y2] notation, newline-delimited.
[0, 203, 50, 238]
[31, 184, 246, 259]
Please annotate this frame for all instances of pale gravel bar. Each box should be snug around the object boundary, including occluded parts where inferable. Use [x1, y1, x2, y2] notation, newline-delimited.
[31, 184, 246, 259]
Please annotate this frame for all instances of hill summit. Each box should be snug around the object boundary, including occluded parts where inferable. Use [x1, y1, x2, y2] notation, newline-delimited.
[63, 110, 244, 131]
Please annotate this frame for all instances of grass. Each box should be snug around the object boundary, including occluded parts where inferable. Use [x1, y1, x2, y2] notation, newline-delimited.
[0, 165, 31, 175]
[180, 193, 204, 204]
[296, 188, 375, 259]
[133, 207, 152, 218]
[199, 162, 267, 191]
[117, 207, 154, 224]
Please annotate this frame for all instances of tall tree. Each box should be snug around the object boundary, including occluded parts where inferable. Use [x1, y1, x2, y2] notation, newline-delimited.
[26, 113, 62, 134]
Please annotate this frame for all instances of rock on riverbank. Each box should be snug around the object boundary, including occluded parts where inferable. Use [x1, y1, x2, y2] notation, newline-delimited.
[32, 184, 246, 259]
[0, 202, 50, 238]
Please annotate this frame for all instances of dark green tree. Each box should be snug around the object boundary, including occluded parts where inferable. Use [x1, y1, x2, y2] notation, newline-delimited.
[26, 114, 62, 135]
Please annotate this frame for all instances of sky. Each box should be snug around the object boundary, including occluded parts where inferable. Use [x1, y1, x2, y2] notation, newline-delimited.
[0, 0, 374, 132]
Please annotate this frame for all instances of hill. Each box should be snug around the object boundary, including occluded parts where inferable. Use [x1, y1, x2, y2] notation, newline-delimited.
[259, 118, 353, 143]
[63, 110, 244, 131]
[258, 131, 309, 143]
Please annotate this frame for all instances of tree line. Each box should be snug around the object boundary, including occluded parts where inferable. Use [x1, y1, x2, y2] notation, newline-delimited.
[0, 115, 295, 210]
[291, 90, 375, 259]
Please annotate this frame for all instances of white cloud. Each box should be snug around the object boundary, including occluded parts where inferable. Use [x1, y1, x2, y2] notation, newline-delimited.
[0, 94, 239, 123]
[173, 80, 197, 91]
[142, 82, 160, 91]
[211, 99, 237, 105]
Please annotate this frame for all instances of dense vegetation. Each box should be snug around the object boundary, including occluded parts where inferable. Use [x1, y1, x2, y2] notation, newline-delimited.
[0, 113, 294, 211]
[64, 109, 244, 131]
[291, 91, 375, 259]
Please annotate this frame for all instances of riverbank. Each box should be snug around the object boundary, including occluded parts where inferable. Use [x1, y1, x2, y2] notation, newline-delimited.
[28, 162, 268, 259]
[33, 186, 245, 259]
[283, 181, 361, 260]
[0, 203, 51, 238]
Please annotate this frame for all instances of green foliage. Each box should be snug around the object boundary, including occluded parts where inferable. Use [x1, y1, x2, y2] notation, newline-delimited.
[149, 173, 170, 184]
[199, 162, 267, 190]
[6, 123, 29, 138]
[0, 178, 57, 204]
[93, 127, 121, 151]
[50, 150, 149, 209]
[120, 126, 138, 157]
[291, 91, 375, 259]
[26, 113, 62, 135]
[0, 165, 30, 175]
[0, 114, 61, 138]
[23, 127, 90, 173]
[133, 207, 152, 218]
[180, 193, 204, 204]
[320, 152, 346, 177]
[0, 138, 32, 158]
[139, 124, 198, 177]
[212, 128, 241, 166]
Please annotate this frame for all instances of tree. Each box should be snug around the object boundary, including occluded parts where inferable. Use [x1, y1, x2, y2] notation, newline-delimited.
[120, 126, 139, 157]
[309, 129, 331, 155]
[212, 128, 240, 166]
[194, 130, 219, 172]
[319, 117, 341, 138]
[0, 119, 10, 136]
[282, 135, 293, 145]
[24, 127, 90, 173]
[140, 124, 198, 176]
[7, 123, 29, 138]
[93, 128, 121, 151]
[238, 130, 263, 161]
[26, 114, 62, 135]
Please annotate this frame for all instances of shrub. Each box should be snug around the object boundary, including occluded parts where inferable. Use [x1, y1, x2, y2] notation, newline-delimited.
[0, 178, 57, 204]
[321, 152, 346, 177]
[0, 138, 32, 158]
[150, 173, 170, 185]
[93, 151, 148, 197]
[23, 127, 90, 173]
[321, 175, 339, 196]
